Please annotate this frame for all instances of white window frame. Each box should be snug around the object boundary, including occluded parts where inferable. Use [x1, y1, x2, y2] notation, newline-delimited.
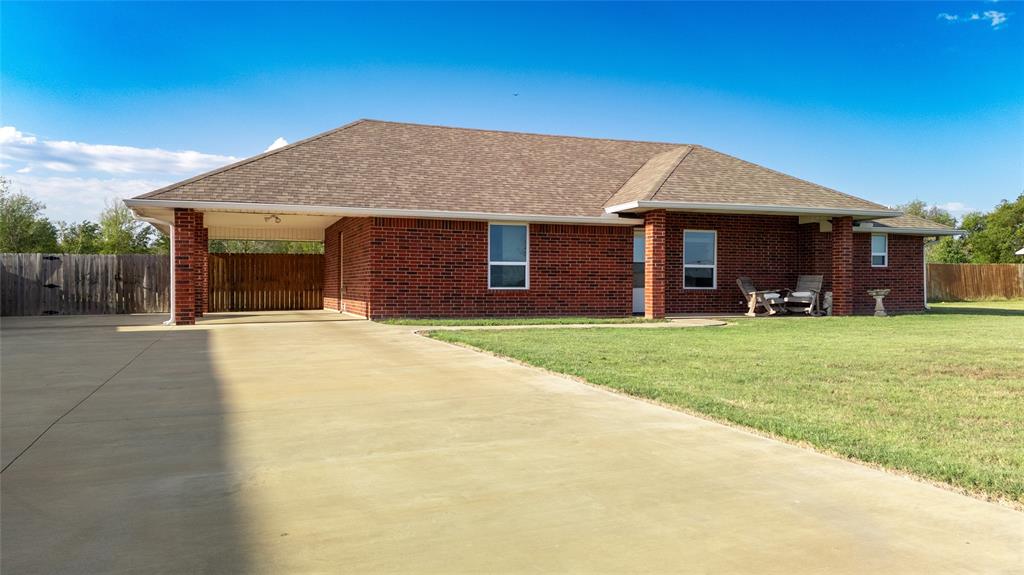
[683, 229, 717, 290]
[871, 233, 888, 268]
[488, 222, 530, 290]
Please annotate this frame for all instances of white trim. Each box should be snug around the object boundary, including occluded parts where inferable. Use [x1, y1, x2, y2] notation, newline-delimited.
[854, 226, 964, 236]
[604, 199, 902, 219]
[683, 229, 717, 290]
[124, 198, 640, 226]
[923, 238, 933, 310]
[488, 222, 530, 290]
[871, 233, 888, 268]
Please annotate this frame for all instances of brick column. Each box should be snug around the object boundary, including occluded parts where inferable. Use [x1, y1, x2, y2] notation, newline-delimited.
[195, 224, 208, 317]
[644, 210, 667, 319]
[173, 208, 201, 325]
[831, 216, 853, 316]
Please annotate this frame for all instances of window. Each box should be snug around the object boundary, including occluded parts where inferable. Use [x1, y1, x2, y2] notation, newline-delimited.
[684, 230, 716, 289]
[489, 224, 528, 289]
[871, 233, 888, 267]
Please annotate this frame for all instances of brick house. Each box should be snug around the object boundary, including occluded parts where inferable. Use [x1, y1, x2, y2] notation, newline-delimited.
[125, 120, 958, 324]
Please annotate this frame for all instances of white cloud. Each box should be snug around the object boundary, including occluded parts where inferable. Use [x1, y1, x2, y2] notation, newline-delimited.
[6, 173, 170, 223]
[0, 126, 239, 176]
[42, 161, 75, 172]
[15, 166, 31, 174]
[983, 10, 1008, 27]
[938, 10, 1009, 28]
[936, 202, 974, 218]
[264, 137, 288, 152]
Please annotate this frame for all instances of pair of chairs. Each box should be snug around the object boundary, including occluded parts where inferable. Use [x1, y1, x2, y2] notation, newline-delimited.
[737, 275, 823, 317]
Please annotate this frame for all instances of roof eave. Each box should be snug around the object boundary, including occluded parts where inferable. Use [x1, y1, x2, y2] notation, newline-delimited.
[605, 200, 902, 219]
[124, 198, 642, 226]
[854, 225, 964, 236]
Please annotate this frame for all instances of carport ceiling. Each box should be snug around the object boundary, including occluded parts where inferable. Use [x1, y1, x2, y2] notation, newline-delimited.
[132, 206, 337, 241]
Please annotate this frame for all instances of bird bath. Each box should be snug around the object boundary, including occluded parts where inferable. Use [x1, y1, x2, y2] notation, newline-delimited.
[867, 289, 891, 317]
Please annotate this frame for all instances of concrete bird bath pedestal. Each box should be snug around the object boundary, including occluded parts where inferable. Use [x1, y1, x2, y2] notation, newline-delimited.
[867, 289, 891, 317]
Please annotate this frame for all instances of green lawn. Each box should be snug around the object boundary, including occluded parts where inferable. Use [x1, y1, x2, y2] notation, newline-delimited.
[383, 316, 661, 326]
[431, 302, 1024, 504]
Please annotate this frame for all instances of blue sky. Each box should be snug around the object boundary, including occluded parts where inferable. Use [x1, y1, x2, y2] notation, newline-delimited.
[2, 1, 1021, 223]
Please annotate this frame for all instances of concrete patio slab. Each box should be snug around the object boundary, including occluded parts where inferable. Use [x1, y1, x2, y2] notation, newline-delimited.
[1, 314, 1021, 574]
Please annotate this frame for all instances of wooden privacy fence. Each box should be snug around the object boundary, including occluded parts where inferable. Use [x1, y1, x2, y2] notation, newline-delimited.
[928, 263, 1024, 301]
[1, 253, 170, 316]
[208, 253, 323, 312]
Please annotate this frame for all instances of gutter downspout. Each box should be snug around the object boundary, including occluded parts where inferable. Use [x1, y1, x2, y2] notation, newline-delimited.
[923, 237, 937, 310]
[136, 214, 176, 325]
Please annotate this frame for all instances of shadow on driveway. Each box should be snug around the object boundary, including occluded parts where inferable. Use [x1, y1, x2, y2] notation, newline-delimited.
[1, 317, 252, 573]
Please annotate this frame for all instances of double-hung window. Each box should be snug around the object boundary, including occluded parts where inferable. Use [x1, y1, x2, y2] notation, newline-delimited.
[683, 230, 717, 289]
[489, 223, 529, 289]
[871, 233, 888, 267]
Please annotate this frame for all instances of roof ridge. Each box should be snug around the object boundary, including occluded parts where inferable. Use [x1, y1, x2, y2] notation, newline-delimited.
[140, 119, 368, 199]
[601, 152, 655, 207]
[648, 145, 693, 202]
[691, 145, 891, 211]
[359, 118, 687, 148]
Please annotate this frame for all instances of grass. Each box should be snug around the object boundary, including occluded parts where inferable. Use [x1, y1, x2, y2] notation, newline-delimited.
[431, 301, 1024, 505]
[382, 316, 662, 326]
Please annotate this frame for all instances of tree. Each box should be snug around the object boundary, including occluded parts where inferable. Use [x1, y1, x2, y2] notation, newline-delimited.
[894, 199, 963, 263]
[896, 199, 957, 227]
[97, 201, 153, 254]
[0, 176, 59, 252]
[208, 239, 324, 254]
[57, 221, 102, 253]
[961, 195, 1024, 263]
[150, 231, 170, 255]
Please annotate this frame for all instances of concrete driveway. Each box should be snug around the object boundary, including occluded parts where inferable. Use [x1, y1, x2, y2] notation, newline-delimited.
[2, 313, 1021, 574]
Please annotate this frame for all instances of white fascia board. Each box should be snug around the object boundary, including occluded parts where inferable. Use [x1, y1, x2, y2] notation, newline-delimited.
[604, 199, 902, 219]
[854, 226, 964, 236]
[123, 199, 641, 226]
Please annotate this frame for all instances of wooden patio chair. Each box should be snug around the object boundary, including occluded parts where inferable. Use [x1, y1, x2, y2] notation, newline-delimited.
[736, 277, 783, 317]
[782, 275, 824, 315]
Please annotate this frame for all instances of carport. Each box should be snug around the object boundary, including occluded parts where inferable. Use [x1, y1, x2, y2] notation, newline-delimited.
[125, 200, 342, 325]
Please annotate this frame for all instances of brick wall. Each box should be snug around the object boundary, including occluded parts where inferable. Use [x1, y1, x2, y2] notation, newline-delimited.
[663, 213, 800, 314]
[796, 223, 833, 294]
[831, 216, 854, 315]
[852, 233, 924, 313]
[320, 214, 926, 319]
[195, 227, 209, 316]
[644, 211, 667, 319]
[172, 208, 202, 325]
[369, 218, 633, 318]
[323, 217, 374, 316]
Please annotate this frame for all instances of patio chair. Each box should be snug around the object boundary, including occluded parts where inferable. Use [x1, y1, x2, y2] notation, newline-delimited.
[736, 277, 783, 317]
[781, 275, 824, 315]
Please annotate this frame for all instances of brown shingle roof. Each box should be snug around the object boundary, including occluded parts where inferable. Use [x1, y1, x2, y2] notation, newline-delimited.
[861, 214, 960, 234]
[640, 146, 889, 212]
[602, 146, 692, 208]
[137, 120, 893, 218]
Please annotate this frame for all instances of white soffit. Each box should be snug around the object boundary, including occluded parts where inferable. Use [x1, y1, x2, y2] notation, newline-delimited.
[203, 212, 336, 241]
[207, 227, 325, 241]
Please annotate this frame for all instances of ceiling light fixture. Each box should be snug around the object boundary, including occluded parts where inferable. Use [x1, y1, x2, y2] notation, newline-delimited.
[264, 214, 282, 224]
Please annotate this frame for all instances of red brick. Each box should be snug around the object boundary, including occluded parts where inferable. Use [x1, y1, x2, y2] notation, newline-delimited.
[317, 214, 926, 319]
[644, 210, 667, 319]
[831, 216, 854, 315]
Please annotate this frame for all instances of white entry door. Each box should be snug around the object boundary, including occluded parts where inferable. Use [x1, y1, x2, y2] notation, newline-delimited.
[633, 231, 645, 314]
